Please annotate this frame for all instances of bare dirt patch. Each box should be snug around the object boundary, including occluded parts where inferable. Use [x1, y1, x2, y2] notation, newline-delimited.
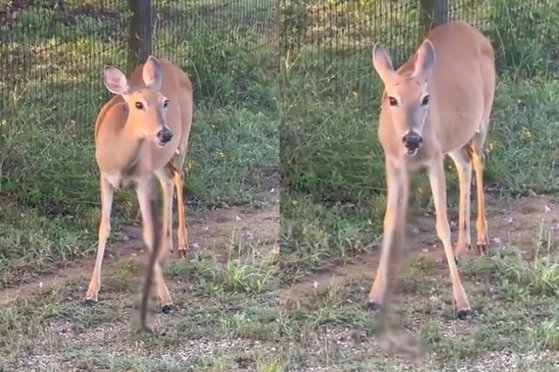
[280, 195, 559, 304]
[280, 195, 559, 370]
[0, 202, 279, 306]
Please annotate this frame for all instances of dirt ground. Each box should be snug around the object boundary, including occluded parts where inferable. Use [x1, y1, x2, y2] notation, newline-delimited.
[279, 195, 559, 371]
[4, 194, 552, 307]
[0, 202, 279, 306]
[0, 199, 281, 371]
[3, 195, 559, 370]
[280, 194, 559, 305]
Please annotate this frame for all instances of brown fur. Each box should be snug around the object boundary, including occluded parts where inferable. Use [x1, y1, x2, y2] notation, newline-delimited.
[85, 56, 193, 316]
[368, 22, 496, 317]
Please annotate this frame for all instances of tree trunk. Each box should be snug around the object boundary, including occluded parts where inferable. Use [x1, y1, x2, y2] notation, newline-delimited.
[420, 0, 449, 36]
[128, 0, 152, 74]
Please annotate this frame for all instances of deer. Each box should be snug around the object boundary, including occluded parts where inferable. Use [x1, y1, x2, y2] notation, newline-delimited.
[84, 55, 193, 313]
[367, 21, 496, 319]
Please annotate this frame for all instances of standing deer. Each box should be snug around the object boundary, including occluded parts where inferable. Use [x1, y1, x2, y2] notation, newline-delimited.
[85, 56, 193, 312]
[367, 21, 496, 318]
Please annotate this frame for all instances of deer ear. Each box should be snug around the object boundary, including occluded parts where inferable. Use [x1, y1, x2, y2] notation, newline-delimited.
[412, 39, 436, 83]
[103, 66, 129, 96]
[142, 55, 162, 90]
[372, 43, 398, 84]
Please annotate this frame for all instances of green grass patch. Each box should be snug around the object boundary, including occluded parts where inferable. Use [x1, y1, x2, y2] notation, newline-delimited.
[0, 236, 279, 370]
[280, 0, 559, 280]
[279, 0, 559, 369]
[0, 0, 279, 286]
[280, 245, 559, 369]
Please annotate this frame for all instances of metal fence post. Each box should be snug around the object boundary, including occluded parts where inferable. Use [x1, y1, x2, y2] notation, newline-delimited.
[128, 0, 153, 74]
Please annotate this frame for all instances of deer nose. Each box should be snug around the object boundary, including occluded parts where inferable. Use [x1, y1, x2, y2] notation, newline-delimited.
[402, 132, 423, 150]
[157, 128, 173, 144]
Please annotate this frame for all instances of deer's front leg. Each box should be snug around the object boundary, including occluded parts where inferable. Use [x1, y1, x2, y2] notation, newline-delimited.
[136, 178, 174, 313]
[367, 160, 408, 311]
[85, 175, 114, 305]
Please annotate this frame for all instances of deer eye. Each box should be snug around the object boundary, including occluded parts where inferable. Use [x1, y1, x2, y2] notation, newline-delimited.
[163, 99, 170, 108]
[421, 95, 430, 106]
[135, 102, 144, 110]
[388, 96, 398, 106]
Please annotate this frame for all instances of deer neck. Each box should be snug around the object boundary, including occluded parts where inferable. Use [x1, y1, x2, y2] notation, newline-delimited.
[119, 116, 153, 177]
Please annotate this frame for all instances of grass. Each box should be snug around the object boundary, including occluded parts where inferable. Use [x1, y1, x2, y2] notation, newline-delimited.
[280, 0, 559, 278]
[0, 1, 280, 370]
[280, 0, 559, 369]
[0, 0, 279, 288]
[0, 233, 282, 371]
[3, 0, 559, 370]
[281, 236, 559, 370]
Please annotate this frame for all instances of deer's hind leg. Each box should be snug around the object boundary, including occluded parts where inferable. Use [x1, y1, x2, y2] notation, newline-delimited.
[155, 168, 175, 261]
[171, 165, 189, 259]
[470, 131, 489, 255]
[174, 87, 192, 259]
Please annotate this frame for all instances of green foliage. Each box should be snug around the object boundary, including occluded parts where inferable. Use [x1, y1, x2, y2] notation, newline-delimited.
[486, 0, 559, 77]
[0, 1, 278, 286]
[279, 2, 559, 368]
[280, 0, 559, 269]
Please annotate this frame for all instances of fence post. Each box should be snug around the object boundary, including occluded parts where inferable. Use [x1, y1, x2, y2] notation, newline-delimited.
[419, 0, 449, 36]
[127, 0, 153, 74]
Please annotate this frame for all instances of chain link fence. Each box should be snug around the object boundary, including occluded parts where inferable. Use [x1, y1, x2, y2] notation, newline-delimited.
[2, 0, 555, 144]
[0, 0, 278, 130]
[281, 0, 557, 104]
[0, 0, 279, 216]
[280, 0, 558, 204]
[2, 0, 557, 202]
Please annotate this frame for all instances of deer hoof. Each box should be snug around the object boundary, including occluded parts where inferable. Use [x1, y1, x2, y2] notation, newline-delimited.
[84, 299, 97, 308]
[365, 301, 382, 312]
[476, 243, 488, 256]
[161, 304, 175, 314]
[457, 308, 473, 320]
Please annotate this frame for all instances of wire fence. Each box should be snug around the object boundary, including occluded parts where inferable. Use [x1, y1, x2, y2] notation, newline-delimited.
[1, 0, 556, 144]
[279, 0, 558, 202]
[281, 0, 558, 102]
[0, 0, 278, 133]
